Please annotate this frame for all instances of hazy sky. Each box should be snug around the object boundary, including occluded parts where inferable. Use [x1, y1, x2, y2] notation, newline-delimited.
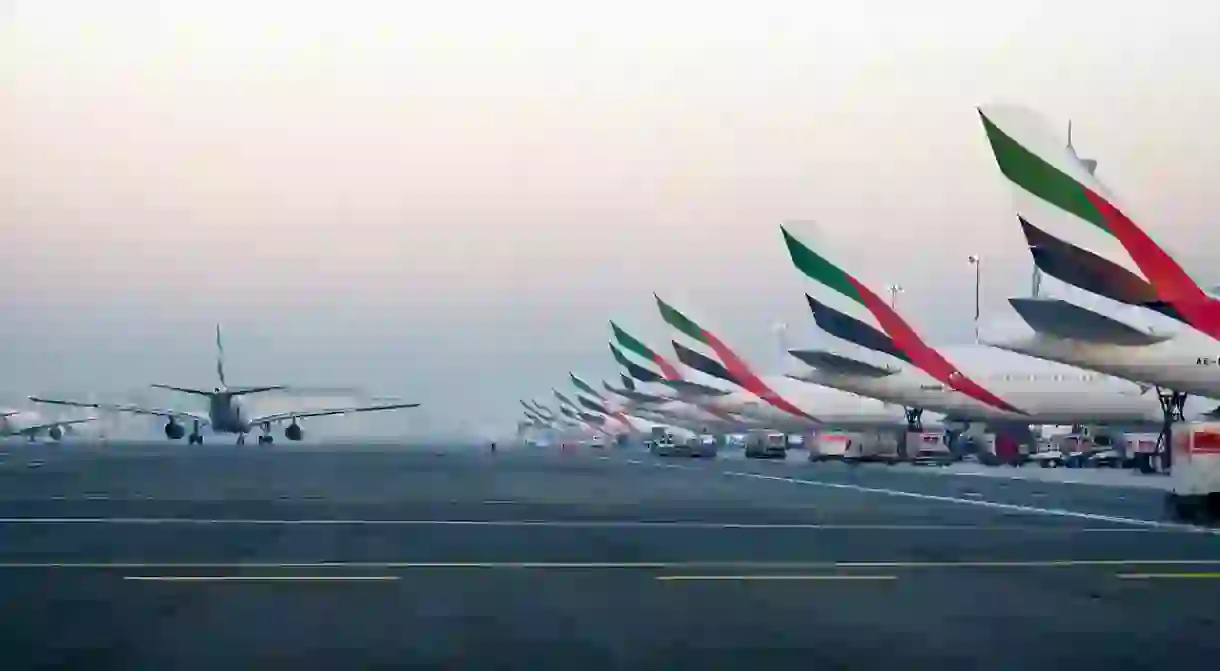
[3, 0, 1219, 436]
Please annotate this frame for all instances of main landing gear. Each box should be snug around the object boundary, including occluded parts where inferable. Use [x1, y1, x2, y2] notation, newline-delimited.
[188, 420, 204, 445]
[901, 407, 924, 461]
[1149, 388, 1187, 474]
[258, 422, 274, 445]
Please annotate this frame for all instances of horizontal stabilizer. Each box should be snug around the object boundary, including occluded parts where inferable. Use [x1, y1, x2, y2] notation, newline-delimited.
[150, 384, 215, 396]
[658, 379, 732, 397]
[602, 383, 669, 404]
[1020, 217, 1186, 324]
[805, 295, 912, 363]
[787, 349, 899, 377]
[1008, 297, 1173, 346]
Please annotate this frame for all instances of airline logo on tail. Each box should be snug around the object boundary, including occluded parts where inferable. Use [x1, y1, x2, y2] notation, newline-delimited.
[782, 226, 1025, 415]
[978, 105, 1220, 341]
[529, 400, 557, 420]
[553, 389, 603, 427]
[654, 294, 819, 422]
[570, 372, 636, 430]
[610, 321, 683, 381]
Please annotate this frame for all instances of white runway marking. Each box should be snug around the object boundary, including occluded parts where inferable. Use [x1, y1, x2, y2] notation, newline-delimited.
[613, 456, 1215, 535]
[0, 518, 1174, 531]
[712, 468, 1218, 535]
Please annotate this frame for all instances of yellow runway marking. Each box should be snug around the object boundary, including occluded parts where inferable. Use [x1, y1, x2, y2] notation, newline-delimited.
[123, 575, 399, 582]
[1117, 572, 1220, 580]
[656, 574, 897, 582]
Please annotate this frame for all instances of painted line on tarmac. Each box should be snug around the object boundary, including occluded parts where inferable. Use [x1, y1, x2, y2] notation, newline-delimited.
[656, 574, 897, 582]
[1116, 572, 1220, 580]
[612, 458, 1216, 535]
[0, 518, 1175, 531]
[124, 575, 398, 583]
[5, 559, 1220, 570]
[713, 468, 1218, 535]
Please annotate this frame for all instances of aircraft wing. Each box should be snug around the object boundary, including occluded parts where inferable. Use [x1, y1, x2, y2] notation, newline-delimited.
[250, 402, 420, 425]
[28, 397, 211, 424]
[12, 416, 100, 437]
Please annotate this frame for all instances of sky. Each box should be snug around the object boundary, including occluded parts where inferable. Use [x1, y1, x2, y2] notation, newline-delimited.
[2, 0, 1219, 437]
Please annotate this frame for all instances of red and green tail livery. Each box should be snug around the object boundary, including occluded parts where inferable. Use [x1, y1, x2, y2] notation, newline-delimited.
[654, 294, 819, 423]
[782, 225, 1025, 416]
[979, 105, 1220, 342]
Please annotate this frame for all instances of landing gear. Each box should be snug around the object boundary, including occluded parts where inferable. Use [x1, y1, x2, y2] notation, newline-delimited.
[236, 433, 247, 446]
[1149, 389, 1188, 473]
[257, 422, 274, 445]
[188, 420, 204, 445]
[901, 407, 924, 461]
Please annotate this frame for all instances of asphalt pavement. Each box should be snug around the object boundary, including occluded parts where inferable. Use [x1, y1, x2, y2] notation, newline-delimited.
[0, 440, 1217, 670]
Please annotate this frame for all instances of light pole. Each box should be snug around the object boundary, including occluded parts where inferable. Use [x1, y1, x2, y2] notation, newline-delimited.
[968, 255, 982, 342]
[886, 284, 904, 309]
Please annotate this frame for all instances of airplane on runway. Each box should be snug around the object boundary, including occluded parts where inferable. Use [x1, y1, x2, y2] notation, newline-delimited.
[0, 408, 98, 441]
[652, 295, 925, 434]
[974, 105, 1220, 429]
[778, 225, 1192, 431]
[28, 325, 420, 445]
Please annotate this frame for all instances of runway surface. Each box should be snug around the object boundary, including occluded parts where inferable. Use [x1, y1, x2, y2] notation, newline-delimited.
[1, 441, 1218, 670]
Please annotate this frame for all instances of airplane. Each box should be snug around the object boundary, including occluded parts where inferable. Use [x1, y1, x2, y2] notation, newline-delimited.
[568, 372, 645, 433]
[0, 408, 99, 441]
[28, 324, 420, 445]
[567, 372, 700, 444]
[652, 294, 931, 434]
[607, 321, 767, 432]
[778, 225, 1190, 433]
[974, 104, 1220, 438]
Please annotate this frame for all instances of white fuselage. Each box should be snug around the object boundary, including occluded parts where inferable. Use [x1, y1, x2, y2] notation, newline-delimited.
[707, 376, 924, 433]
[206, 392, 251, 434]
[983, 330, 1220, 402]
[793, 345, 1192, 425]
[0, 411, 44, 437]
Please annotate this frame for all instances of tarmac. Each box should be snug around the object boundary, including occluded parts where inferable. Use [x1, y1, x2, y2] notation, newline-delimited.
[1, 440, 1218, 670]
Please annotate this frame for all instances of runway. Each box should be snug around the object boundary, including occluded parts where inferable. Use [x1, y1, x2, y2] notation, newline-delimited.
[1, 441, 1218, 669]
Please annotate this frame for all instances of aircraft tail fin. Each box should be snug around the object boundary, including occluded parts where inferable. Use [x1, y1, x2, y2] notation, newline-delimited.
[782, 223, 1025, 415]
[215, 324, 227, 388]
[654, 294, 818, 422]
[979, 105, 1220, 340]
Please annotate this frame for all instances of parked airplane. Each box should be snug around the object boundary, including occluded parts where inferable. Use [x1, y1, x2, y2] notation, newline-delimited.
[653, 294, 929, 433]
[780, 225, 1186, 430]
[975, 105, 1220, 434]
[0, 409, 98, 441]
[28, 325, 419, 445]
[606, 324, 758, 431]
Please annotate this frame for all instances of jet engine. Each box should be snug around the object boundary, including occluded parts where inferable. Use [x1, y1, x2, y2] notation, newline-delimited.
[164, 420, 185, 440]
[49, 425, 64, 441]
[285, 422, 304, 441]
